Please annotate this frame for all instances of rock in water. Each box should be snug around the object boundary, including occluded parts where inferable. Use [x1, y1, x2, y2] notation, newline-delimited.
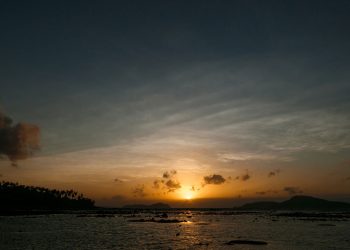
[225, 240, 268, 245]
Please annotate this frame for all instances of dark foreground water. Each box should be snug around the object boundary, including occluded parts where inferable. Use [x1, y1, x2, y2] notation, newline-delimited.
[0, 210, 349, 249]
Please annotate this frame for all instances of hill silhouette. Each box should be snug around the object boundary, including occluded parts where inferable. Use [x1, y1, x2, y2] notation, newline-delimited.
[235, 195, 350, 211]
[0, 181, 95, 211]
[123, 202, 171, 209]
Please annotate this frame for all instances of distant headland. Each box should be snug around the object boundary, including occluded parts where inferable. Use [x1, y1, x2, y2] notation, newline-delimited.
[234, 195, 350, 211]
[122, 202, 171, 209]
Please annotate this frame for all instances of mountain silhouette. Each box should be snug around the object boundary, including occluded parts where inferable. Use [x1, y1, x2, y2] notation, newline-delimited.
[235, 196, 350, 211]
[123, 202, 171, 209]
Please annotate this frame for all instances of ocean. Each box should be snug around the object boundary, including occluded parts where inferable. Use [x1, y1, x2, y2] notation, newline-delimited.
[0, 210, 349, 249]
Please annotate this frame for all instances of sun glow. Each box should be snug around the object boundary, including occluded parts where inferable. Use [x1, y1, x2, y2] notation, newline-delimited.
[181, 189, 195, 200]
[184, 192, 193, 200]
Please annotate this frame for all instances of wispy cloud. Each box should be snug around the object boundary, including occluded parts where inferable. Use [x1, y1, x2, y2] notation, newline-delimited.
[283, 186, 303, 195]
[190, 185, 201, 191]
[256, 190, 279, 196]
[34, 57, 350, 164]
[217, 152, 278, 162]
[153, 179, 162, 189]
[114, 178, 123, 183]
[132, 184, 147, 198]
[268, 169, 280, 177]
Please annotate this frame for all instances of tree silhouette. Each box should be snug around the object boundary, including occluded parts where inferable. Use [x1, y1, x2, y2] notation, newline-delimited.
[0, 181, 95, 210]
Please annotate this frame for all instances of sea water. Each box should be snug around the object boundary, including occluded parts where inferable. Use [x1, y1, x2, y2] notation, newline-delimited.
[0, 210, 349, 249]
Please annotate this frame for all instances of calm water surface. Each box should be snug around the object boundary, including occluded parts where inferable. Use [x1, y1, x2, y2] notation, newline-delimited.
[0, 211, 349, 249]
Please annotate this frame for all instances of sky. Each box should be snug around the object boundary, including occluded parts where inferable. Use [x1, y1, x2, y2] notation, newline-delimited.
[0, 0, 350, 207]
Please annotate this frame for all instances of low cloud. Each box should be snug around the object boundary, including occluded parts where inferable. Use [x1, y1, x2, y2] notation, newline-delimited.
[256, 190, 279, 195]
[153, 179, 165, 189]
[203, 174, 226, 185]
[241, 173, 250, 181]
[235, 171, 251, 181]
[152, 170, 181, 193]
[268, 169, 280, 177]
[165, 179, 181, 192]
[0, 112, 40, 166]
[132, 184, 147, 198]
[114, 177, 130, 183]
[163, 170, 177, 179]
[190, 185, 200, 192]
[283, 186, 303, 195]
[153, 180, 161, 189]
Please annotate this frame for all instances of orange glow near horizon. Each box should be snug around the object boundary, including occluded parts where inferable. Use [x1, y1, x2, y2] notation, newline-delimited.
[180, 186, 195, 200]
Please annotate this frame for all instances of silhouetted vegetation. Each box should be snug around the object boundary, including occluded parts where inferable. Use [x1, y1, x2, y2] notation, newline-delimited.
[0, 181, 95, 210]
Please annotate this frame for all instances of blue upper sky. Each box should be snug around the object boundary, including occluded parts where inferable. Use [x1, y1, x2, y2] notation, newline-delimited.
[1, 0, 349, 155]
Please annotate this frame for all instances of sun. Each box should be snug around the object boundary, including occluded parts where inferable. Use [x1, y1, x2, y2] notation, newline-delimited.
[179, 186, 197, 200]
[182, 190, 194, 200]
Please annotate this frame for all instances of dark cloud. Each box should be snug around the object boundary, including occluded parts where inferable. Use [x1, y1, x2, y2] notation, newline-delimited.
[256, 191, 266, 195]
[203, 174, 226, 185]
[132, 184, 147, 198]
[0, 112, 40, 166]
[165, 179, 181, 192]
[268, 172, 276, 177]
[190, 185, 201, 192]
[235, 171, 251, 181]
[152, 170, 181, 193]
[256, 190, 279, 196]
[241, 173, 250, 181]
[268, 169, 280, 177]
[283, 186, 303, 195]
[114, 178, 123, 183]
[153, 179, 161, 189]
[163, 170, 177, 179]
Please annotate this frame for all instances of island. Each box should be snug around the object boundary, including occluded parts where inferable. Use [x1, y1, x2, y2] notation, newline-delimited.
[234, 195, 350, 211]
[122, 202, 171, 209]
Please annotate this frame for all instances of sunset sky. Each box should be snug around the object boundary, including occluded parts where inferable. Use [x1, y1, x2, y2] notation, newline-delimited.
[1, 1, 350, 207]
